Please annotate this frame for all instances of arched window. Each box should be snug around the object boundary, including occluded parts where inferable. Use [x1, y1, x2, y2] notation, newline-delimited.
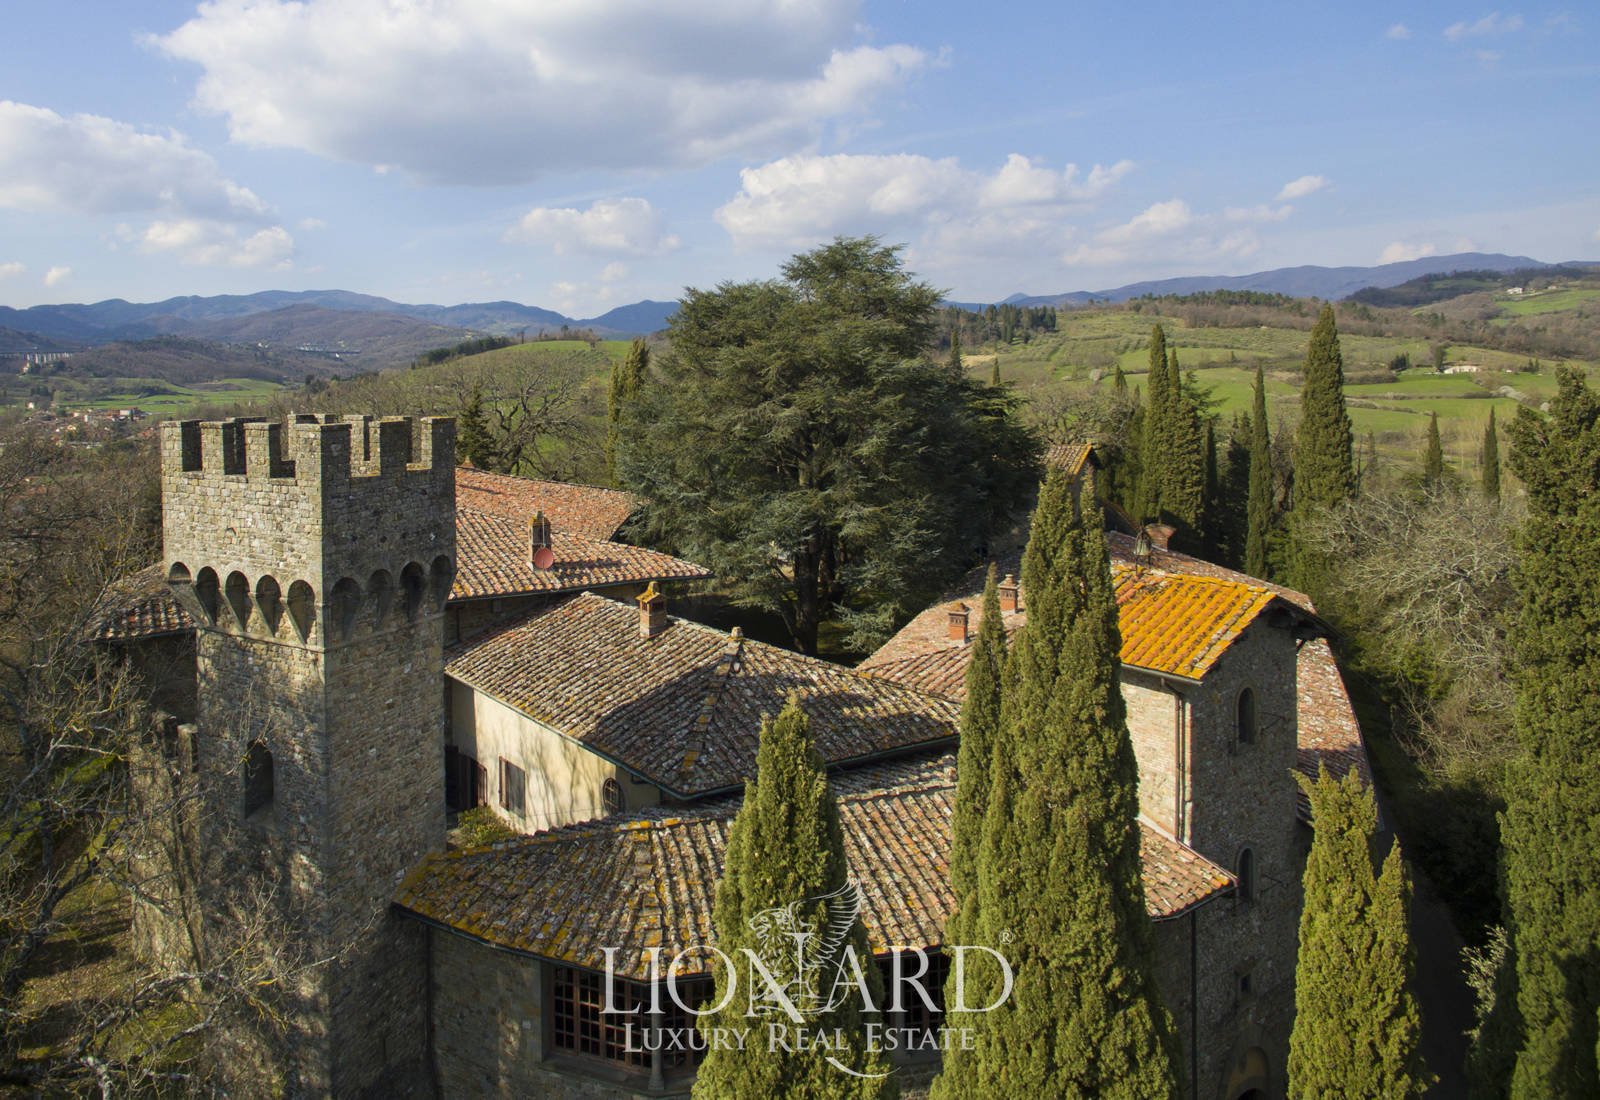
[244, 740, 274, 818]
[1236, 686, 1257, 745]
[602, 778, 625, 816]
[1236, 847, 1256, 903]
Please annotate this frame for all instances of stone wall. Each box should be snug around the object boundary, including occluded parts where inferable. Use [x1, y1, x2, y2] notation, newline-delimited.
[1124, 675, 1181, 834]
[159, 414, 455, 1095]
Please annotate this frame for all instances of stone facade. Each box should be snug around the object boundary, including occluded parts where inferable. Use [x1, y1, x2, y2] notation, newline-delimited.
[159, 415, 455, 1096]
[1122, 616, 1302, 1098]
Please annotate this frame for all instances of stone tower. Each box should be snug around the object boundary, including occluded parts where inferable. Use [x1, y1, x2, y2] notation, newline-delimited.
[160, 415, 455, 1095]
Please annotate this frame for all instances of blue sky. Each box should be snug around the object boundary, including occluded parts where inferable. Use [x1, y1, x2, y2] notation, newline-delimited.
[2, 1, 1596, 314]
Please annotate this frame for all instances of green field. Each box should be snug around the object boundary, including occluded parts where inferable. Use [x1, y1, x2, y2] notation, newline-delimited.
[1495, 287, 1600, 317]
[979, 305, 1596, 471]
[56, 377, 289, 416]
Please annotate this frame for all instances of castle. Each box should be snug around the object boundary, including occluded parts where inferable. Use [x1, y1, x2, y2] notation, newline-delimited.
[100, 417, 1372, 1098]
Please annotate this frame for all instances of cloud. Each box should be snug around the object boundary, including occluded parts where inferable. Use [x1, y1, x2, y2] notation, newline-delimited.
[1100, 200, 1194, 244]
[1061, 198, 1280, 270]
[43, 266, 72, 288]
[1444, 12, 1524, 41]
[1475, 49, 1504, 62]
[1386, 23, 1413, 40]
[1224, 204, 1294, 223]
[154, 0, 929, 184]
[120, 221, 295, 268]
[298, 217, 327, 231]
[714, 152, 1133, 252]
[0, 100, 293, 268]
[1277, 174, 1330, 201]
[0, 262, 22, 279]
[1379, 241, 1439, 264]
[506, 198, 680, 257]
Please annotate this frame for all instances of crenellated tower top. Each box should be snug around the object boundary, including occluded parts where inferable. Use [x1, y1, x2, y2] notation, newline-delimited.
[160, 414, 456, 649]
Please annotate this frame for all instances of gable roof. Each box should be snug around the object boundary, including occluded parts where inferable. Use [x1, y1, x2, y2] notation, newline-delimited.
[452, 506, 707, 600]
[444, 592, 960, 798]
[455, 467, 636, 541]
[87, 564, 192, 642]
[1043, 441, 1098, 477]
[862, 544, 1308, 687]
[394, 751, 1235, 978]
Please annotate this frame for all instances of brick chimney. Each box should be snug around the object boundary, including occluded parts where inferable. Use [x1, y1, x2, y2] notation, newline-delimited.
[948, 602, 970, 644]
[1143, 523, 1175, 551]
[638, 581, 667, 638]
[998, 574, 1019, 613]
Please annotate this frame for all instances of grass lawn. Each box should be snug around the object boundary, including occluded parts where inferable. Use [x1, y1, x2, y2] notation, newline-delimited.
[58, 377, 288, 416]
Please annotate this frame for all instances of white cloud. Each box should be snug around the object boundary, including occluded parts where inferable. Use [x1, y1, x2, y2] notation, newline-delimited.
[1277, 174, 1330, 201]
[298, 217, 327, 231]
[506, 198, 680, 257]
[0, 100, 293, 268]
[1224, 204, 1295, 223]
[1445, 12, 1524, 41]
[1100, 199, 1194, 244]
[599, 262, 629, 282]
[1379, 241, 1439, 264]
[154, 0, 929, 184]
[43, 266, 72, 288]
[1386, 23, 1412, 40]
[714, 152, 1133, 252]
[0, 262, 23, 279]
[121, 221, 295, 268]
[1475, 49, 1504, 62]
[1594, 226, 1600, 242]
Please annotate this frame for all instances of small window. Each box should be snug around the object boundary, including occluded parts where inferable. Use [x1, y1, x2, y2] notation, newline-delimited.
[602, 777, 625, 816]
[1236, 687, 1257, 745]
[1236, 847, 1256, 903]
[500, 757, 526, 815]
[243, 740, 274, 818]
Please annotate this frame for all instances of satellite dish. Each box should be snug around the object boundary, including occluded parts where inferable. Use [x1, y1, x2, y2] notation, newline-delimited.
[531, 545, 556, 571]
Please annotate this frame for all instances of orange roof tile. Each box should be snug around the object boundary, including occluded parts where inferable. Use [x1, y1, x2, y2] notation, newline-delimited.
[1043, 441, 1097, 477]
[455, 467, 636, 541]
[394, 751, 1234, 977]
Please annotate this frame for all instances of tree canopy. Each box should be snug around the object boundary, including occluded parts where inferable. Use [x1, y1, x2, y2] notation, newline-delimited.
[620, 237, 1037, 654]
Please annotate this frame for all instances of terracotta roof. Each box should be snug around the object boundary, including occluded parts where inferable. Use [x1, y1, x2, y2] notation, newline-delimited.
[452, 506, 707, 601]
[1043, 441, 1097, 477]
[394, 751, 1234, 977]
[455, 467, 637, 541]
[445, 593, 960, 798]
[862, 536, 1372, 823]
[86, 564, 194, 641]
[862, 547, 1300, 685]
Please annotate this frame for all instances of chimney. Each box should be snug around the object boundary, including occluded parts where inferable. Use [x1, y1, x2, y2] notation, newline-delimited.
[638, 581, 667, 638]
[529, 511, 555, 570]
[1143, 523, 1175, 551]
[998, 574, 1019, 613]
[947, 602, 970, 644]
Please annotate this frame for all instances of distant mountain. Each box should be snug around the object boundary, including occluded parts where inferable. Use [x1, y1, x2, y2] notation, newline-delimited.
[64, 336, 343, 385]
[0, 288, 674, 353]
[992, 253, 1554, 308]
[579, 300, 678, 334]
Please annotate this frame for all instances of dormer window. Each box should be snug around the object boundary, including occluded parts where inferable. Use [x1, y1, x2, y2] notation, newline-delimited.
[1236, 686, 1257, 745]
[603, 778, 625, 816]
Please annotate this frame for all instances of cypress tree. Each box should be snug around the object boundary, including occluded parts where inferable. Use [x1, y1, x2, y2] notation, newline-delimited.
[693, 697, 896, 1099]
[1164, 366, 1208, 542]
[1501, 369, 1600, 1096]
[1483, 408, 1501, 501]
[1135, 326, 1171, 522]
[1289, 305, 1354, 593]
[991, 354, 1002, 387]
[934, 568, 1006, 1100]
[1113, 362, 1127, 394]
[457, 386, 502, 471]
[936, 468, 1179, 1098]
[1422, 413, 1445, 487]
[1289, 768, 1429, 1099]
[606, 337, 649, 485]
[950, 327, 964, 374]
[1245, 366, 1273, 578]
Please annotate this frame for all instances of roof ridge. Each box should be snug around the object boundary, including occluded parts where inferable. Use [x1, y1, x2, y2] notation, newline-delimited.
[457, 466, 635, 496]
[677, 629, 744, 785]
